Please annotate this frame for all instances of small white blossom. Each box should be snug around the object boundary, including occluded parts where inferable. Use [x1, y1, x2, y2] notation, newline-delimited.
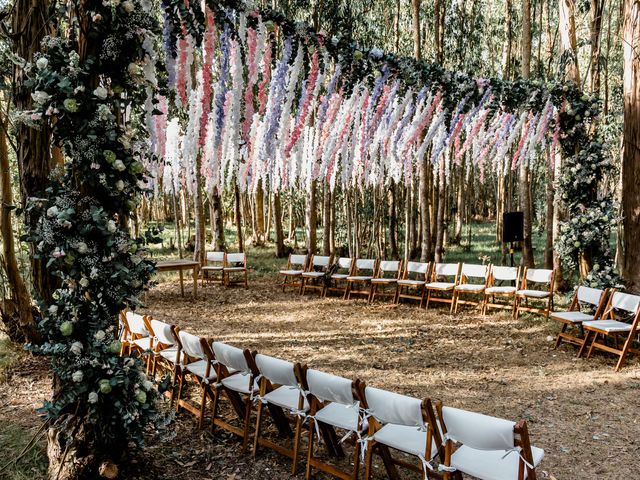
[49, 305, 58, 314]
[76, 242, 88, 254]
[31, 90, 51, 105]
[36, 57, 48, 70]
[88, 391, 99, 403]
[72, 370, 84, 382]
[107, 220, 117, 233]
[93, 86, 108, 100]
[115, 180, 125, 191]
[122, 0, 134, 12]
[94, 330, 106, 341]
[114, 159, 126, 171]
[79, 277, 89, 288]
[47, 206, 59, 218]
[70, 341, 83, 355]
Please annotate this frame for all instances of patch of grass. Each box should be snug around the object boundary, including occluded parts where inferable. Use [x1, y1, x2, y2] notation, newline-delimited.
[0, 423, 48, 480]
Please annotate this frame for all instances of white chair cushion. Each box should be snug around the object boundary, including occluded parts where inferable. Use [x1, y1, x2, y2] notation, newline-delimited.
[331, 273, 349, 279]
[426, 281, 455, 290]
[315, 403, 361, 432]
[398, 279, 425, 286]
[263, 386, 309, 412]
[371, 278, 397, 284]
[373, 424, 438, 459]
[451, 445, 544, 480]
[550, 311, 594, 323]
[132, 337, 152, 350]
[302, 271, 325, 278]
[201, 265, 223, 271]
[280, 269, 303, 276]
[185, 359, 217, 381]
[455, 284, 485, 292]
[486, 286, 516, 294]
[347, 276, 373, 281]
[516, 289, 550, 298]
[220, 373, 258, 394]
[159, 347, 180, 363]
[582, 320, 633, 333]
[224, 266, 246, 271]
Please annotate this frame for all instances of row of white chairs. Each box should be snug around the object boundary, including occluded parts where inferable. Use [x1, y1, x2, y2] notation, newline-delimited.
[280, 255, 556, 318]
[200, 251, 249, 287]
[119, 310, 544, 479]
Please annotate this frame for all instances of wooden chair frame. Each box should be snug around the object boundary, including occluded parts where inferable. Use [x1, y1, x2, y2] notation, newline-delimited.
[551, 287, 609, 352]
[514, 268, 555, 319]
[425, 263, 462, 313]
[581, 292, 640, 371]
[145, 320, 181, 398]
[201, 251, 226, 286]
[452, 264, 491, 314]
[344, 259, 379, 301]
[301, 254, 333, 296]
[223, 252, 248, 288]
[369, 260, 403, 304]
[482, 266, 520, 315]
[395, 261, 430, 307]
[119, 310, 152, 360]
[325, 257, 355, 297]
[279, 253, 309, 293]
[436, 402, 539, 480]
[356, 383, 445, 480]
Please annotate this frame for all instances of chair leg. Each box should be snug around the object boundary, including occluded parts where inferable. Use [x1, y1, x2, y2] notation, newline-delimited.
[578, 330, 593, 357]
[291, 416, 303, 475]
[175, 371, 185, 413]
[555, 324, 567, 349]
[586, 334, 599, 359]
[299, 278, 306, 295]
[305, 416, 315, 480]
[453, 292, 459, 314]
[449, 293, 456, 314]
[252, 398, 265, 457]
[241, 397, 252, 453]
[364, 441, 374, 480]
[198, 383, 208, 429]
[615, 335, 634, 371]
[425, 290, 432, 310]
[345, 283, 351, 300]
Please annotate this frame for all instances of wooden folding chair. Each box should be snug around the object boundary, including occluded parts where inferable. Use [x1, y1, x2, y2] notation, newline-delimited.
[174, 331, 218, 428]
[452, 263, 491, 314]
[119, 310, 152, 358]
[223, 252, 248, 287]
[301, 255, 332, 296]
[279, 253, 309, 293]
[356, 383, 444, 480]
[299, 369, 366, 480]
[201, 251, 226, 286]
[210, 342, 261, 452]
[550, 286, 609, 352]
[253, 354, 308, 475]
[395, 261, 430, 307]
[436, 403, 544, 480]
[325, 257, 354, 297]
[514, 268, 555, 319]
[581, 291, 640, 371]
[369, 260, 403, 304]
[482, 266, 520, 315]
[425, 263, 461, 313]
[345, 259, 378, 301]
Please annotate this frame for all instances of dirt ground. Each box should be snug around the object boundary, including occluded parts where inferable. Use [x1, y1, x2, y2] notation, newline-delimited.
[2, 274, 639, 479]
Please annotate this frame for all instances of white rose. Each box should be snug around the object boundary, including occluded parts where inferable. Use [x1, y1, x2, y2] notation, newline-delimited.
[76, 242, 88, 254]
[122, 0, 134, 12]
[93, 86, 108, 100]
[72, 370, 83, 382]
[47, 206, 59, 218]
[113, 159, 126, 171]
[143, 380, 153, 391]
[90, 267, 99, 279]
[127, 63, 140, 76]
[70, 341, 83, 355]
[49, 305, 58, 314]
[107, 220, 117, 233]
[94, 330, 106, 341]
[36, 57, 48, 70]
[88, 391, 99, 403]
[79, 277, 89, 288]
[115, 180, 125, 191]
[31, 90, 51, 104]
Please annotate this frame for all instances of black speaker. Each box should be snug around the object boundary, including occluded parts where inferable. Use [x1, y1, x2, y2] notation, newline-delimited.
[503, 212, 524, 243]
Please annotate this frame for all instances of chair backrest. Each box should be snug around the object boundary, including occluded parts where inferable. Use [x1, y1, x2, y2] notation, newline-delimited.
[576, 286, 605, 308]
[306, 369, 355, 405]
[610, 292, 640, 315]
[336, 257, 352, 270]
[433, 263, 460, 278]
[126, 312, 148, 336]
[461, 263, 489, 280]
[150, 319, 175, 346]
[362, 386, 424, 428]
[406, 261, 430, 275]
[491, 266, 519, 282]
[378, 260, 401, 275]
[226, 252, 245, 264]
[206, 251, 225, 263]
[178, 331, 206, 360]
[311, 255, 331, 267]
[255, 353, 299, 388]
[290, 254, 308, 268]
[212, 342, 250, 374]
[355, 258, 376, 272]
[526, 268, 553, 284]
[441, 406, 515, 451]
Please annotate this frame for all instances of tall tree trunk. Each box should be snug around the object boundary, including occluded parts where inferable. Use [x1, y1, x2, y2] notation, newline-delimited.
[412, 0, 422, 59]
[193, 156, 206, 264]
[559, 0, 581, 84]
[322, 183, 331, 255]
[435, 158, 446, 263]
[254, 182, 265, 245]
[589, 0, 606, 94]
[388, 186, 399, 259]
[211, 189, 225, 250]
[306, 181, 317, 254]
[434, 0, 445, 64]
[622, 0, 640, 290]
[404, 185, 412, 261]
[502, 0, 514, 79]
[521, 0, 533, 78]
[273, 192, 286, 257]
[544, 147, 555, 268]
[453, 162, 464, 245]
[419, 159, 431, 261]
[234, 184, 244, 253]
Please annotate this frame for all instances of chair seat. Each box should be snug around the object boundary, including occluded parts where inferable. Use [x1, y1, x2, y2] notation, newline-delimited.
[201, 265, 224, 271]
[486, 286, 516, 294]
[331, 273, 349, 280]
[397, 279, 425, 287]
[132, 337, 152, 351]
[263, 386, 309, 412]
[314, 403, 361, 432]
[425, 281, 455, 290]
[158, 347, 180, 363]
[550, 311, 594, 323]
[220, 373, 259, 394]
[347, 276, 373, 282]
[224, 266, 246, 272]
[455, 284, 486, 292]
[451, 445, 544, 480]
[280, 269, 304, 276]
[371, 278, 397, 284]
[185, 359, 218, 382]
[373, 424, 437, 459]
[582, 319, 633, 333]
[516, 289, 550, 298]
[302, 271, 325, 278]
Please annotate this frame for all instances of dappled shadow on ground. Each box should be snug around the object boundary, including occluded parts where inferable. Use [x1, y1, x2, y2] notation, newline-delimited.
[143, 276, 640, 479]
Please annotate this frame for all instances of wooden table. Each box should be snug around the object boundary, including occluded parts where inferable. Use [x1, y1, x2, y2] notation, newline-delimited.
[156, 259, 200, 298]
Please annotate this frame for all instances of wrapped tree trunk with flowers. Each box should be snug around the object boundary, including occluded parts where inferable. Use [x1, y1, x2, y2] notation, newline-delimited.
[18, 0, 162, 477]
